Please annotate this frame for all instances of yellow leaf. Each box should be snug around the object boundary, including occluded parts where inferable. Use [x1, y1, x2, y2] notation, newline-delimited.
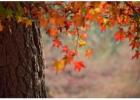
[78, 39, 86, 47]
[25, 19, 32, 27]
[16, 16, 32, 27]
[89, 9, 95, 15]
[54, 58, 66, 72]
[103, 18, 109, 24]
[94, 8, 100, 13]
[16, 16, 23, 23]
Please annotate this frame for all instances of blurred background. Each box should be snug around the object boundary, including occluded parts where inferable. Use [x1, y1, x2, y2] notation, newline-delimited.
[42, 22, 140, 98]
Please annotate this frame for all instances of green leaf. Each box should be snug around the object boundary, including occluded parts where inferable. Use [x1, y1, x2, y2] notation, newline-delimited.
[0, 3, 13, 17]
[0, 3, 6, 17]
[16, 3, 24, 16]
[5, 8, 13, 17]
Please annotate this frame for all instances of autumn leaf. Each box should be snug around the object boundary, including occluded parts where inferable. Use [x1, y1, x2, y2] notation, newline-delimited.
[65, 21, 72, 31]
[85, 48, 93, 58]
[24, 19, 32, 27]
[54, 58, 66, 73]
[39, 16, 48, 28]
[100, 25, 106, 32]
[16, 16, 32, 27]
[114, 32, 125, 41]
[0, 21, 3, 32]
[16, 16, 23, 23]
[48, 28, 58, 37]
[132, 51, 140, 59]
[80, 33, 88, 39]
[53, 39, 62, 48]
[73, 13, 83, 26]
[62, 45, 69, 53]
[78, 39, 86, 47]
[85, 11, 94, 21]
[65, 50, 76, 64]
[127, 32, 135, 41]
[129, 40, 140, 49]
[56, 16, 65, 27]
[49, 17, 56, 25]
[73, 61, 85, 72]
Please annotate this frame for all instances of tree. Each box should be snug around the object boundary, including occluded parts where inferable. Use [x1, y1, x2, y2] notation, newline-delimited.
[0, 3, 48, 97]
[0, 1, 140, 97]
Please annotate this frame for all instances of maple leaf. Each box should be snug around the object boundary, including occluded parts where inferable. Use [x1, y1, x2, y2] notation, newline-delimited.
[54, 58, 66, 73]
[73, 13, 83, 26]
[114, 32, 125, 41]
[56, 16, 65, 27]
[78, 39, 87, 47]
[65, 50, 76, 64]
[85, 12, 94, 21]
[132, 51, 140, 59]
[16, 16, 23, 23]
[49, 17, 56, 25]
[25, 19, 32, 27]
[85, 48, 93, 58]
[62, 45, 69, 53]
[80, 33, 88, 39]
[65, 21, 72, 31]
[16, 16, 32, 27]
[129, 40, 140, 49]
[53, 39, 62, 48]
[48, 28, 58, 37]
[127, 32, 135, 41]
[100, 25, 106, 32]
[73, 61, 85, 72]
[39, 16, 48, 28]
[0, 21, 3, 32]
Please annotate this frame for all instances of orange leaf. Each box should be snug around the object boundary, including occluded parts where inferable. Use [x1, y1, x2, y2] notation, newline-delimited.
[56, 16, 65, 27]
[85, 48, 93, 58]
[73, 14, 83, 26]
[49, 17, 56, 25]
[48, 28, 58, 37]
[39, 16, 48, 28]
[80, 33, 88, 39]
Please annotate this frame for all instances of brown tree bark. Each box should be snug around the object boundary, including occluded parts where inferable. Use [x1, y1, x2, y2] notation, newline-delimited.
[0, 18, 48, 97]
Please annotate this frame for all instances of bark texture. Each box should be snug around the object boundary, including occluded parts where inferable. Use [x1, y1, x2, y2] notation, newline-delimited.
[0, 18, 48, 97]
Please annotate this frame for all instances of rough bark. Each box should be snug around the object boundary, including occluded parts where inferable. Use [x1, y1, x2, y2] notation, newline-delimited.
[0, 18, 48, 97]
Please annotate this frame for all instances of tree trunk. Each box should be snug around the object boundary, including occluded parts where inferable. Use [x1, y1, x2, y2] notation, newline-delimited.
[0, 18, 48, 97]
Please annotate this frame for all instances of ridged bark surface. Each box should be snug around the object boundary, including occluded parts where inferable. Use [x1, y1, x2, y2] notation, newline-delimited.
[0, 19, 48, 97]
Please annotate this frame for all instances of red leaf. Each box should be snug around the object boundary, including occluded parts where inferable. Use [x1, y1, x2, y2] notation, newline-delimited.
[62, 45, 69, 53]
[132, 51, 140, 59]
[100, 25, 106, 32]
[129, 40, 140, 49]
[114, 32, 125, 41]
[65, 50, 76, 64]
[127, 33, 135, 41]
[73, 61, 85, 72]
[53, 39, 62, 48]
[65, 21, 72, 31]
